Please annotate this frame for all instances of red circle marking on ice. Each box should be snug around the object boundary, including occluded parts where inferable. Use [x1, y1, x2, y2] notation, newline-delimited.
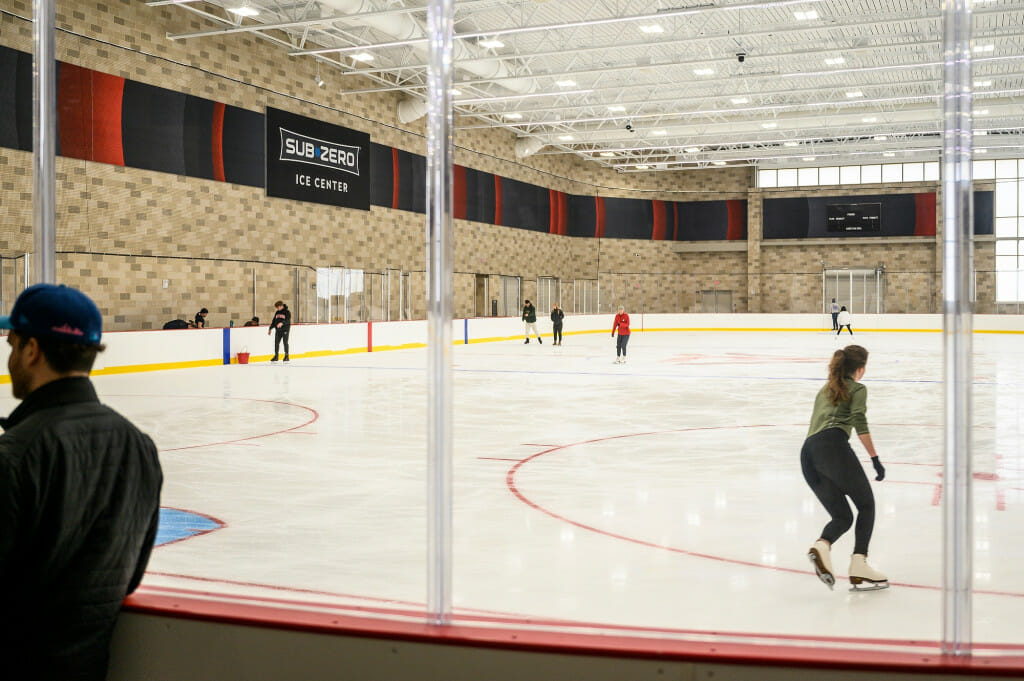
[108, 394, 319, 452]
[506, 424, 1024, 598]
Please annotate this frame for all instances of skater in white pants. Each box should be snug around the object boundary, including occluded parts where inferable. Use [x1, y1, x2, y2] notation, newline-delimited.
[802, 345, 889, 591]
[521, 300, 542, 344]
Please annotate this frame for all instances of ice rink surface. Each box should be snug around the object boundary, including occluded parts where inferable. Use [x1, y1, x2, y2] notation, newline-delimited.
[11, 327, 1022, 652]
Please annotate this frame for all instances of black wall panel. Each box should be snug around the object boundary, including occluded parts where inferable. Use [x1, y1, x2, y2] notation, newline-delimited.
[222, 106, 264, 188]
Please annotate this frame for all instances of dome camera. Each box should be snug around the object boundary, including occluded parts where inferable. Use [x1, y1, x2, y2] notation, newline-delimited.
[736, 52, 746, 63]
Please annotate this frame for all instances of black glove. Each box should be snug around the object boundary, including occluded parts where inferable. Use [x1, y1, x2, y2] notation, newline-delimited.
[872, 457, 885, 481]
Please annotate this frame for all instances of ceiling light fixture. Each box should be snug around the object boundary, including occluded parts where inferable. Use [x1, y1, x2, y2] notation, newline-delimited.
[846, 90, 864, 98]
[762, 122, 778, 129]
[793, 10, 819, 20]
[975, 130, 988, 136]
[874, 135, 887, 141]
[976, 148, 988, 153]
[556, 79, 576, 87]
[712, 160, 727, 166]
[351, 52, 374, 62]
[504, 112, 523, 120]
[976, 109, 989, 115]
[862, 116, 878, 123]
[975, 44, 995, 53]
[731, 97, 749, 104]
[684, 147, 700, 153]
[600, 151, 616, 157]
[227, 4, 259, 17]
[635, 164, 650, 170]
[693, 68, 714, 76]
[558, 134, 574, 141]
[883, 152, 896, 157]
[824, 57, 845, 65]
[652, 130, 667, 136]
[974, 80, 992, 87]
[639, 24, 664, 34]
[607, 105, 626, 112]
[479, 38, 504, 49]
[802, 156, 816, 161]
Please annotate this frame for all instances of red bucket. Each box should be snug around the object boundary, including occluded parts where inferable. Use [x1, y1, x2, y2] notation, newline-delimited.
[237, 352, 250, 364]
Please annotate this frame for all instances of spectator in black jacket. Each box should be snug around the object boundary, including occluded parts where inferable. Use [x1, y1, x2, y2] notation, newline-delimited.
[269, 300, 291, 361]
[194, 307, 209, 328]
[0, 284, 163, 681]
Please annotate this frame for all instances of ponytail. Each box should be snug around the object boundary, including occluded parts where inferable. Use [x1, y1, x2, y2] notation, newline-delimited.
[825, 345, 869, 404]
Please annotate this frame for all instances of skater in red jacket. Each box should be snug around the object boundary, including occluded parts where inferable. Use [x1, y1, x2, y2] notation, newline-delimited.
[611, 306, 630, 364]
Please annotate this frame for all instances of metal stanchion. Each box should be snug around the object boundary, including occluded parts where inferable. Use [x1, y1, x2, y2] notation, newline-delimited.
[32, 0, 57, 284]
[940, 0, 974, 658]
[425, 0, 454, 626]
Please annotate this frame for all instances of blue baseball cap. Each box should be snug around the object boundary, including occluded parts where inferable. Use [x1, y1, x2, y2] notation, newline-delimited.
[0, 284, 103, 346]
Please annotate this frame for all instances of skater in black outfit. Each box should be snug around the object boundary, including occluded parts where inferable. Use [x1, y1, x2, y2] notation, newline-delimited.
[268, 300, 291, 361]
[550, 303, 564, 346]
[194, 307, 209, 328]
[836, 306, 853, 335]
[803, 345, 888, 591]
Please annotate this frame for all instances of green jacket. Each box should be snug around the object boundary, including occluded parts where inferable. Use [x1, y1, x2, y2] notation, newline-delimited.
[522, 304, 536, 323]
[806, 378, 869, 438]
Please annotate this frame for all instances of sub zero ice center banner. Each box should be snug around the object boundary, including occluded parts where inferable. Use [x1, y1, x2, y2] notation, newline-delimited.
[266, 107, 371, 210]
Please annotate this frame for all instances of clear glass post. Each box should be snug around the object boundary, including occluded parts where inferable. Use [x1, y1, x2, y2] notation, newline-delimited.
[425, 0, 454, 625]
[32, 0, 57, 285]
[941, 0, 973, 657]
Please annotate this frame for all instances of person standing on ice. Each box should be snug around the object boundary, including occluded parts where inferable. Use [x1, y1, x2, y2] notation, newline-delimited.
[802, 345, 888, 591]
[611, 305, 630, 363]
[836, 305, 853, 335]
[521, 300, 541, 344]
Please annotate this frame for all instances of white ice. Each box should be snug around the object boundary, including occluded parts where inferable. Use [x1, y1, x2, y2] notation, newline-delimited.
[9, 328, 1021, 652]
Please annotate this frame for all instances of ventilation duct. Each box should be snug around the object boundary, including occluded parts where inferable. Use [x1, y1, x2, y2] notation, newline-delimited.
[397, 97, 429, 124]
[514, 137, 545, 159]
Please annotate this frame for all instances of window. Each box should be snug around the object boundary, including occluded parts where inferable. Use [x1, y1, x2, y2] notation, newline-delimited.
[994, 163, 1024, 302]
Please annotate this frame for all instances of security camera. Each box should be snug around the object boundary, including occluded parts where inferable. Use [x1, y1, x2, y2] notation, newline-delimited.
[625, 122, 633, 132]
[736, 52, 746, 63]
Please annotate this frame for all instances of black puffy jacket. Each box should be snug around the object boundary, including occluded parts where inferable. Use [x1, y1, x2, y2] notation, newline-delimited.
[0, 377, 163, 681]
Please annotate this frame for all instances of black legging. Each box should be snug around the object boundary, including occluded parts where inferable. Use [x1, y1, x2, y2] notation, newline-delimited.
[616, 334, 630, 357]
[800, 427, 875, 554]
[552, 322, 562, 343]
[837, 324, 853, 335]
[274, 328, 290, 356]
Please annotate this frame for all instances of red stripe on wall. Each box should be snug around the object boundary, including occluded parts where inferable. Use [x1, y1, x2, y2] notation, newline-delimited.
[726, 199, 745, 240]
[453, 164, 467, 220]
[391, 148, 400, 209]
[673, 202, 679, 241]
[549, 189, 558, 234]
[494, 176, 503, 225]
[211, 102, 225, 182]
[915, 193, 937, 236]
[57, 63, 93, 161]
[91, 71, 125, 166]
[651, 200, 666, 240]
[595, 197, 606, 238]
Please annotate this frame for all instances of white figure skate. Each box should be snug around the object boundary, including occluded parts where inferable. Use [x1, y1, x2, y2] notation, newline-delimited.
[807, 539, 834, 590]
[848, 553, 889, 591]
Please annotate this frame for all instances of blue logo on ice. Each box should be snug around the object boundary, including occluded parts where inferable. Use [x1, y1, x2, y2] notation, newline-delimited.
[155, 508, 223, 546]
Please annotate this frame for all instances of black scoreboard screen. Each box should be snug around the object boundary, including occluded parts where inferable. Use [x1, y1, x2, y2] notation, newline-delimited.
[826, 203, 881, 232]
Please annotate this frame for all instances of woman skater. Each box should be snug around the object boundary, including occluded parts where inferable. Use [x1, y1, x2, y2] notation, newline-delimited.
[803, 345, 888, 591]
[550, 303, 564, 346]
